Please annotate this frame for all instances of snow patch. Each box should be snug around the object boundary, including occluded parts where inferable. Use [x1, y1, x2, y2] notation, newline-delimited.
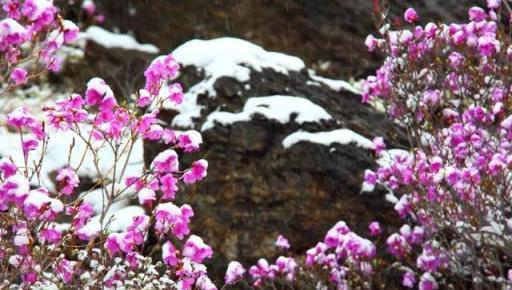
[201, 95, 331, 131]
[77, 26, 159, 54]
[173, 37, 304, 82]
[308, 70, 362, 95]
[167, 37, 306, 128]
[282, 129, 373, 149]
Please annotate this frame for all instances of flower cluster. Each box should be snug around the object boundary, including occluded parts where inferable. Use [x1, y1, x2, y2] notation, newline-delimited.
[1, 0, 79, 87]
[361, 0, 512, 288]
[0, 6, 214, 285]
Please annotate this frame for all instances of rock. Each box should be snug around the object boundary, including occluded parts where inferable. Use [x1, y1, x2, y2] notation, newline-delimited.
[143, 37, 408, 279]
[97, 0, 476, 79]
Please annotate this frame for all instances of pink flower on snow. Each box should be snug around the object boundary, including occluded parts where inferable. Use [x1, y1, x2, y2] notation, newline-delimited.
[178, 130, 203, 152]
[24, 188, 64, 221]
[225, 261, 246, 284]
[56, 167, 79, 196]
[183, 159, 208, 184]
[168, 83, 184, 104]
[136, 89, 151, 107]
[151, 149, 179, 173]
[182, 235, 213, 263]
[85, 77, 115, 106]
[62, 20, 79, 43]
[138, 188, 156, 207]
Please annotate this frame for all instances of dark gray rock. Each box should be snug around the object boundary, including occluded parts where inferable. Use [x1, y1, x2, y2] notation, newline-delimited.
[143, 55, 408, 280]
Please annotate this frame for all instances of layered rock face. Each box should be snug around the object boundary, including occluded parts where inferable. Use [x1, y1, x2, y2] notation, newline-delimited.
[142, 38, 408, 277]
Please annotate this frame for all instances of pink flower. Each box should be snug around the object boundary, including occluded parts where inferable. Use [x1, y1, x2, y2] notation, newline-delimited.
[40, 228, 62, 244]
[24, 188, 64, 220]
[386, 233, 410, 258]
[468, 6, 487, 22]
[6, 107, 36, 129]
[144, 54, 180, 95]
[0, 18, 29, 48]
[225, 261, 246, 284]
[10, 67, 27, 85]
[182, 235, 213, 263]
[402, 271, 416, 288]
[275, 256, 297, 281]
[81, 0, 96, 16]
[196, 276, 217, 290]
[364, 169, 377, 186]
[85, 78, 115, 106]
[448, 52, 463, 69]
[162, 240, 180, 267]
[105, 234, 121, 256]
[276, 235, 290, 250]
[183, 159, 208, 184]
[478, 35, 500, 56]
[160, 173, 178, 200]
[168, 83, 184, 104]
[151, 149, 179, 173]
[419, 272, 438, 290]
[404, 8, 419, 23]
[137, 188, 156, 206]
[55, 259, 75, 283]
[136, 89, 151, 107]
[178, 130, 203, 152]
[72, 203, 94, 229]
[3, 0, 21, 19]
[62, 20, 79, 43]
[368, 221, 381, 236]
[56, 167, 79, 196]
[487, 0, 501, 9]
[399, 30, 414, 44]
[0, 158, 17, 178]
[372, 137, 386, 155]
[421, 90, 440, 106]
[365, 35, 378, 52]
[155, 202, 193, 239]
[22, 137, 38, 157]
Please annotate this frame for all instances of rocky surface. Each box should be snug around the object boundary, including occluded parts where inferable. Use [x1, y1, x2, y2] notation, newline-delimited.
[140, 38, 409, 279]
[96, 0, 477, 79]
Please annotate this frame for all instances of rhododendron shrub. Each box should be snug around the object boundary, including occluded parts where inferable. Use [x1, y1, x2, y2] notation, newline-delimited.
[0, 3, 214, 289]
[362, 0, 512, 288]
[226, 1, 512, 289]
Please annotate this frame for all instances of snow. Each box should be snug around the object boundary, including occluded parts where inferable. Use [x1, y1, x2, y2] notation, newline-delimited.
[77, 26, 160, 54]
[173, 37, 305, 82]
[166, 37, 306, 128]
[282, 129, 373, 149]
[79, 183, 135, 215]
[308, 70, 362, 95]
[202, 95, 331, 131]
[80, 205, 146, 236]
[360, 182, 375, 193]
[0, 125, 144, 192]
